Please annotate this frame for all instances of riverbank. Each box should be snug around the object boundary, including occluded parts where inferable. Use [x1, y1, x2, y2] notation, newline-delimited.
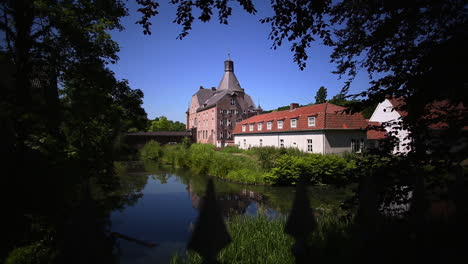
[170, 214, 352, 264]
[140, 141, 357, 186]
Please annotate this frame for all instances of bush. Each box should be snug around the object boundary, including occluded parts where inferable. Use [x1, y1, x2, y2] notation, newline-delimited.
[266, 154, 354, 186]
[219, 145, 243, 154]
[266, 155, 306, 185]
[5, 243, 54, 264]
[188, 144, 216, 174]
[140, 140, 163, 161]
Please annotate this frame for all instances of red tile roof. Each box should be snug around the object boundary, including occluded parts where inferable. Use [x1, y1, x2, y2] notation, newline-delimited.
[367, 121, 387, 140]
[387, 98, 467, 130]
[233, 103, 368, 134]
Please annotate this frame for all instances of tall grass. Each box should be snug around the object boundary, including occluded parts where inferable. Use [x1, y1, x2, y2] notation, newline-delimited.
[140, 142, 356, 186]
[170, 215, 294, 264]
[139, 140, 163, 161]
[170, 214, 353, 264]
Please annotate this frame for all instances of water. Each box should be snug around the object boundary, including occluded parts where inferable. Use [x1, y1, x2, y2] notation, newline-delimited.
[111, 161, 350, 263]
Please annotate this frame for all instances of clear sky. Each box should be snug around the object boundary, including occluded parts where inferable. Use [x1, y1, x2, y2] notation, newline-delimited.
[109, 1, 371, 123]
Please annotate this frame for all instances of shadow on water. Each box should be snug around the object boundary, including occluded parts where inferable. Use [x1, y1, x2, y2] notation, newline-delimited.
[109, 161, 351, 263]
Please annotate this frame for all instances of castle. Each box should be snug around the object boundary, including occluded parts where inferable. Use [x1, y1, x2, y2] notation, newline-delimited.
[186, 58, 262, 147]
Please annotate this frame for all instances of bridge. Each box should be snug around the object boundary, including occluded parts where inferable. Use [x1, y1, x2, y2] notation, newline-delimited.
[125, 131, 194, 148]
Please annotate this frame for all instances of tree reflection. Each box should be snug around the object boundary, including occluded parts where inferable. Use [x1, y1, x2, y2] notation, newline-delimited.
[3, 160, 148, 263]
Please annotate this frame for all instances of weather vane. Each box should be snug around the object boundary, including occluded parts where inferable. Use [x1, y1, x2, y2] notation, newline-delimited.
[227, 48, 231, 60]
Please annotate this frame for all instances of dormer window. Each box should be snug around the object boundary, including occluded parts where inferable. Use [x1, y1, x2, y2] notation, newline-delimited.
[308, 116, 316, 127]
[267, 121, 272, 130]
[277, 120, 283, 129]
[291, 119, 297, 128]
[249, 124, 254, 131]
[258, 122, 263, 131]
[242, 125, 246, 132]
[231, 98, 235, 105]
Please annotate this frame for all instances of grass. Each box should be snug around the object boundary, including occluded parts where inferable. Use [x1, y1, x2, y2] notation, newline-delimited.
[170, 215, 294, 264]
[170, 214, 353, 264]
[139, 143, 356, 186]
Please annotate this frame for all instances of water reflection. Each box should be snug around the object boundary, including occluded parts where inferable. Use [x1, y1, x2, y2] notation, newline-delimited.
[110, 161, 351, 263]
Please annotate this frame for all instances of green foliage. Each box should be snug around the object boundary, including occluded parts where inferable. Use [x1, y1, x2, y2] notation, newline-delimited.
[266, 154, 354, 186]
[140, 140, 163, 161]
[219, 146, 243, 153]
[148, 116, 186, 131]
[315, 86, 327, 104]
[188, 144, 216, 174]
[170, 214, 353, 264]
[5, 243, 54, 264]
[170, 215, 294, 264]
[250, 146, 306, 170]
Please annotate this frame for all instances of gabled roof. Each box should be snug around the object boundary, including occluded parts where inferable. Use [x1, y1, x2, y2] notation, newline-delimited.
[233, 103, 368, 134]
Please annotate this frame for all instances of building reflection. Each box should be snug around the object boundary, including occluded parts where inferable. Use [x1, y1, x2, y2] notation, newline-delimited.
[186, 182, 264, 217]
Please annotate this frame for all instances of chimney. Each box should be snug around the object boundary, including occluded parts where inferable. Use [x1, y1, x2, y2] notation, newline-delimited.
[224, 59, 234, 72]
[290, 103, 299, 110]
[199, 86, 204, 89]
[211, 87, 216, 91]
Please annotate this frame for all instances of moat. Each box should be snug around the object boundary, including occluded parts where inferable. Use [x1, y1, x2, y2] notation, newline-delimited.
[111, 161, 350, 263]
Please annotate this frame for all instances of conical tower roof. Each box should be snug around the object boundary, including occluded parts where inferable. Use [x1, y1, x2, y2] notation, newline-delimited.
[216, 59, 243, 93]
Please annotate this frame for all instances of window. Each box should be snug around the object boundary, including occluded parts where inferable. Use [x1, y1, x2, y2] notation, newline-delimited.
[220, 119, 224, 125]
[220, 109, 223, 114]
[308, 116, 316, 127]
[249, 124, 254, 131]
[226, 110, 230, 114]
[235, 110, 239, 115]
[220, 131, 224, 139]
[227, 119, 232, 126]
[231, 98, 236, 105]
[280, 139, 284, 148]
[223, 109, 227, 114]
[277, 120, 283, 129]
[258, 122, 263, 131]
[259, 139, 263, 147]
[227, 131, 232, 139]
[307, 139, 313, 152]
[291, 119, 297, 128]
[267, 121, 272, 130]
[351, 139, 364, 153]
[243, 139, 246, 148]
[242, 125, 246, 132]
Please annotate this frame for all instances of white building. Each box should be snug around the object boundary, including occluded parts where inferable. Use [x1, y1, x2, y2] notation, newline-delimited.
[233, 103, 368, 154]
[368, 98, 411, 154]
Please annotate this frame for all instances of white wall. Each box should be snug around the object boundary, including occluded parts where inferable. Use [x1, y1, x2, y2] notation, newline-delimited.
[369, 99, 411, 154]
[235, 131, 325, 154]
[324, 130, 367, 154]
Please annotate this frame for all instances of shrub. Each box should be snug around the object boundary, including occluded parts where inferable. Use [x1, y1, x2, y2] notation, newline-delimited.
[188, 144, 216, 174]
[266, 154, 353, 185]
[140, 140, 163, 161]
[219, 145, 243, 154]
[208, 152, 236, 178]
[266, 155, 305, 185]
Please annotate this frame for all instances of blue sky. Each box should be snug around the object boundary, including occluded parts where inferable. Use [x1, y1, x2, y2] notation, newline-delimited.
[110, 1, 371, 123]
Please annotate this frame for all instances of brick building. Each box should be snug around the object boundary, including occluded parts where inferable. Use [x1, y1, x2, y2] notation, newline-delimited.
[186, 58, 261, 147]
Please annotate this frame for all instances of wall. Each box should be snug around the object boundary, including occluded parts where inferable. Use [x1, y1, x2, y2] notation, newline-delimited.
[234, 131, 325, 154]
[323, 130, 367, 154]
[369, 99, 411, 154]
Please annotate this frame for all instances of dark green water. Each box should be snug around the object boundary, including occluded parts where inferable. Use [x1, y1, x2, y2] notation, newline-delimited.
[111, 161, 351, 263]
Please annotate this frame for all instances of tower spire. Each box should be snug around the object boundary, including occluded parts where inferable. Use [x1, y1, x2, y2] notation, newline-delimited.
[227, 48, 231, 60]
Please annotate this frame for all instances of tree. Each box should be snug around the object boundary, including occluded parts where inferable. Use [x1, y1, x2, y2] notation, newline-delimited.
[314, 86, 327, 104]
[160, 0, 467, 157]
[148, 116, 186, 131]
